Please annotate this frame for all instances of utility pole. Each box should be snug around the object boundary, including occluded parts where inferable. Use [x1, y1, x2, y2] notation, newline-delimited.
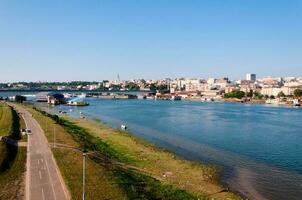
[82, 152, 86, 200]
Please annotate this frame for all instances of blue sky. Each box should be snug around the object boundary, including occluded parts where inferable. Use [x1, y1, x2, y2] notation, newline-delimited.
[0, 0, 302, 82]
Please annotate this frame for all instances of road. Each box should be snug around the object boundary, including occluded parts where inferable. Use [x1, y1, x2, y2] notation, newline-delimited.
[12, 104, 70, 200]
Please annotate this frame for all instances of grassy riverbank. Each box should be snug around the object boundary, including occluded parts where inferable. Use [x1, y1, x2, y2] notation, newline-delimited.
[0, 102, 26, 200]
[70, 118, 241, 200]
[23, 104, 241, 200]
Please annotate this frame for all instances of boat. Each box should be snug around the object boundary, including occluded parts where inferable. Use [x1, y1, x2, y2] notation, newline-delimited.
[79, 93, 87, 98]
[293, 99, 300, 106]
[67, 101, 89, 106]
[171, 96, 182, 101]
[121, 124, 127, 130]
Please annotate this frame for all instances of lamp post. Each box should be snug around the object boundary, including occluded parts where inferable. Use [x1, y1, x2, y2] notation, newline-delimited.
[82, 149, 88, 200]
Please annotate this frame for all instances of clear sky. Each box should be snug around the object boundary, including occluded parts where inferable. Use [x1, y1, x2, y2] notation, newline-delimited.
[0, 0, 302, 82]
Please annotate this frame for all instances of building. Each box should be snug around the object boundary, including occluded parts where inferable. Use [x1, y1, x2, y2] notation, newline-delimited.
[246, 73, 256, 82]
[260, 86, 298, 96]
[47, 93, 66, 105]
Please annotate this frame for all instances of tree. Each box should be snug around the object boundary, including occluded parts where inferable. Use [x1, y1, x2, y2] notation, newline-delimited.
[157, 84, 168, 92]
[277, 91, 285, 98]
[14, 95, 26, 103]
[294, 89, 302, 97]
[270, 95, 275, 99]
[125, 82, 140, 91]
[246, 90, 253, 98]
[149, 83, 157, 91]
[224, 91, 245, 99]
[253, 92, 263, 99]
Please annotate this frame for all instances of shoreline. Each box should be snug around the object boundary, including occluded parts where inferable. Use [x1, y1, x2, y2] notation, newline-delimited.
[34, 103, 242, 199]
[65, 114, 245, 199]
[18, 101, 302, 199]
[53, 105, 302, 200]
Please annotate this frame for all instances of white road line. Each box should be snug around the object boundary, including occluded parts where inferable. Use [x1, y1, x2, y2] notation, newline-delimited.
[39, 170, 42, 180]
[44, 158, 57, 200]
[38, 159, 40, 165]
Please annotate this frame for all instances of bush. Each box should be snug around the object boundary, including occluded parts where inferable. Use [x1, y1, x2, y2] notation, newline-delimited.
[224, 91, 245, 99]
[277, 91, 285, 98]
[294, 89, 302, 97]
[14, 95, 26, 103]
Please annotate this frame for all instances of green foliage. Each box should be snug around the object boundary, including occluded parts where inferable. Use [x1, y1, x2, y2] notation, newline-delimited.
[0, 106, 21, 173]
[224, 91, 245, 99]
[157, 84, 168, 92]
[110, 84, 122, 90]
[10, 109, 21, 140]
[148, 83, 168, 92]
[253, 92, 264, 99]
[246, 90, 253, 97]
[277, 91, 286, 98]
[34, 107, 205, 200]
[14, 95, 26, 103]
[294, 89, 302, 97]
[35, 108, 129, 163]
[112, 168, 203, 200]
[125, 82, 140, 91]
[270, 95, 275, 99]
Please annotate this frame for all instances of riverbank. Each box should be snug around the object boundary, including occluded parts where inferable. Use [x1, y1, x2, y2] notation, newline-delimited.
[69, 117, 242, 199]
[26, 103, 241, 200]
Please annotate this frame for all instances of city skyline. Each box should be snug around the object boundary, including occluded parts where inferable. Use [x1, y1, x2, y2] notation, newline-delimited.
[1, 1, 302, 82]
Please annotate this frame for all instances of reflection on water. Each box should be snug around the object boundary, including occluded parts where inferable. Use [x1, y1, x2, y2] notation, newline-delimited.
[39, 99, 302, 200]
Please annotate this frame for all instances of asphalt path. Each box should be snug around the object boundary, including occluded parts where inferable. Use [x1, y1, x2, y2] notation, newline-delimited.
[11, 104, 70, 200]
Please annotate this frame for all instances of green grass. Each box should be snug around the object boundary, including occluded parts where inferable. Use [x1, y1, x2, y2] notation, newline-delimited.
[30, 106, 208, 200]
[70, 114, 242, 200]
[0, 147, 26, 200]
[0, 102, 26, 200]
[0, 102, 13, 136]
[112, 168, 202, 200]
[26, 106, 127, 200]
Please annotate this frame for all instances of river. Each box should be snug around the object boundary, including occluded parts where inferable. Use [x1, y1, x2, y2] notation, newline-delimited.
[3, 92, 302, 200]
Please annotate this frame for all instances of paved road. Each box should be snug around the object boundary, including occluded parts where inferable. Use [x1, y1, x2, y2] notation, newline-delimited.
[12, 104, 70, 200]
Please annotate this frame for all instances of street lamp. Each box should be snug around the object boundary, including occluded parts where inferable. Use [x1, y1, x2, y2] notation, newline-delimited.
[82, 149, 88, 200]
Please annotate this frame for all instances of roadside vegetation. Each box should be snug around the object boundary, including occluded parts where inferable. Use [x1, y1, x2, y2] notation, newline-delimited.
[0, 102, 26, 200]
[23, 104, 241, 200]
[224, 91, 246, 99]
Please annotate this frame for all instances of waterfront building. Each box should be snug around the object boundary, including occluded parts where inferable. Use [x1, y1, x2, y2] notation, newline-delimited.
[260, 86, 300, 96]
[240, 82, 259, 93]
[225, 85, 239, 93]
[47, 93, 66, 105]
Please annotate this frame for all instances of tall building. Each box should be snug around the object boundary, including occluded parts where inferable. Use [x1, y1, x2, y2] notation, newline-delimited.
[246, 73, 256, 82]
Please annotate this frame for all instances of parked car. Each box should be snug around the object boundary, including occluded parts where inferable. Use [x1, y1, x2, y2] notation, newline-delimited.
[25, 129, 32, 135]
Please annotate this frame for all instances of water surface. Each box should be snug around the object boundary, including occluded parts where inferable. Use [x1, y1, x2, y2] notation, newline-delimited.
[42, 99, 302, 200]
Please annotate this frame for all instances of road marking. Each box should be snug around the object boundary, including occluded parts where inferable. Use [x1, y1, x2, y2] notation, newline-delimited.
[44, 158, 57, 200]
[41, 188, 45, 200]
[15, 105, 69, 200]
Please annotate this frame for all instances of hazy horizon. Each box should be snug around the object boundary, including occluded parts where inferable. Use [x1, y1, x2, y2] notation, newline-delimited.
[1, 1, 302, 82]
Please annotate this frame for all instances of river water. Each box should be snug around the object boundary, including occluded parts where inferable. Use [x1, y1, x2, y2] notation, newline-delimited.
[3, 91, 301, 200]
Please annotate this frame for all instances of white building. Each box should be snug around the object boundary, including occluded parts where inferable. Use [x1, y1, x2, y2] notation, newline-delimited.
[246, 73, 256, 82]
